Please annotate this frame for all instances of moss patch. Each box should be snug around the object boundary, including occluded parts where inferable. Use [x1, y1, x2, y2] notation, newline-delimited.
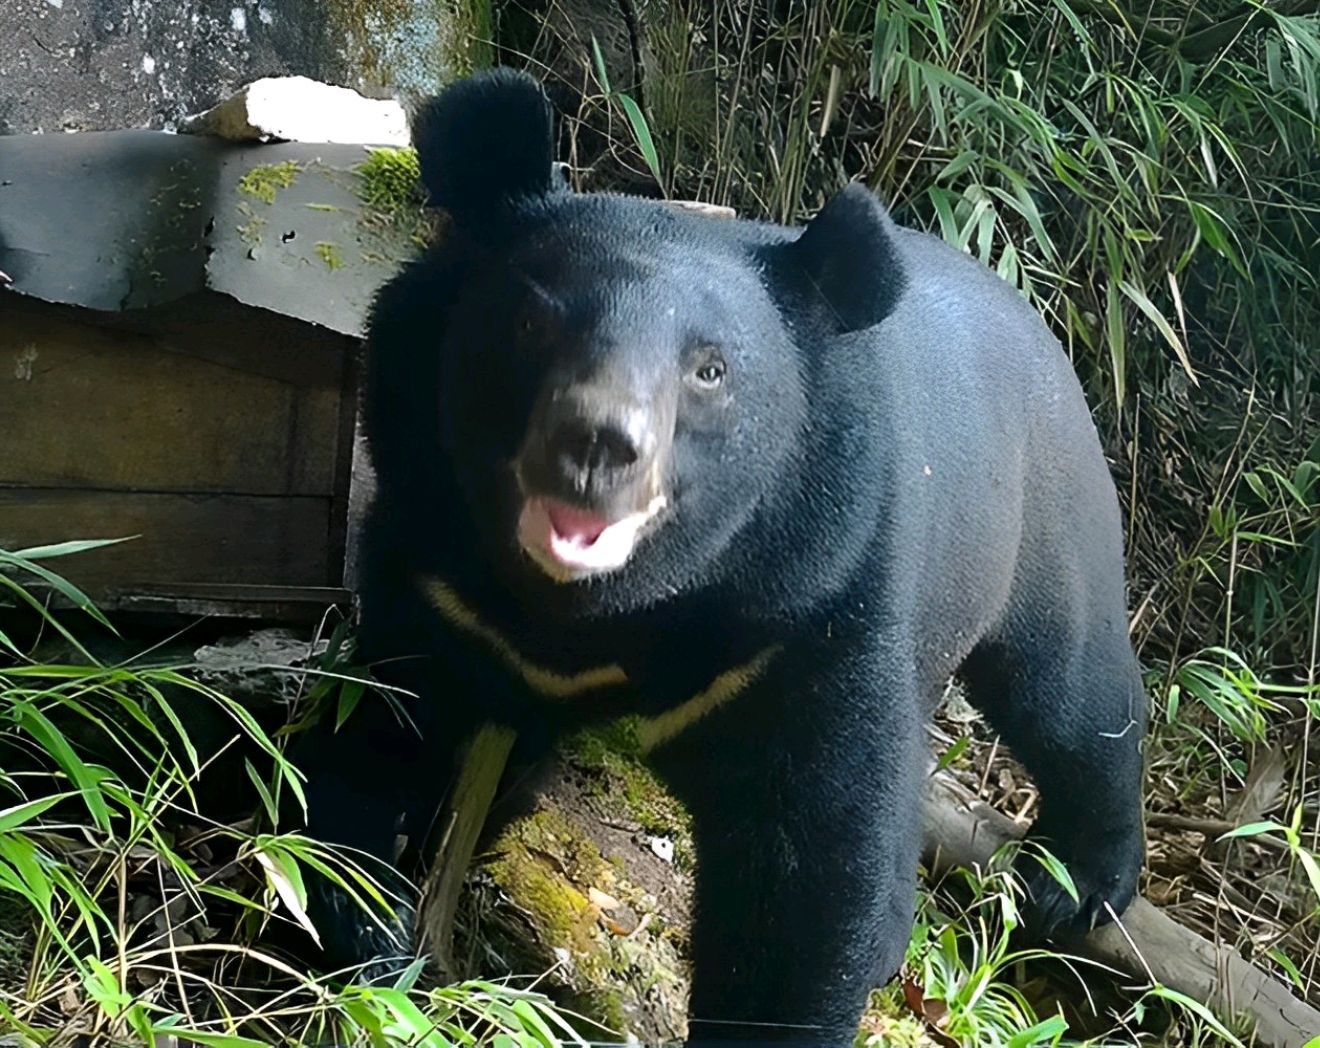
[489, 809, 603, 949]
[477, 795, 690, 1043]
[347, 146, 438, 263]
[562, 722, 695, 871]
[357, 147, 422, 212]
[235, 203, 266, 246]
[314, 241, 345, 270]
[485, 808, 628, 1033]
[856, 986, 940, 1048]
[236, 160, 302, 205]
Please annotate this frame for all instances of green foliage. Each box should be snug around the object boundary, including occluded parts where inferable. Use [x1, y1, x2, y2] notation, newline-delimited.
[0, 544, 587, 1046]
[900, 853, 1257, 1046]
[589, 34, 666, 193]
[621, 2, 1318, 422]
[904, 865, 1079, 1046]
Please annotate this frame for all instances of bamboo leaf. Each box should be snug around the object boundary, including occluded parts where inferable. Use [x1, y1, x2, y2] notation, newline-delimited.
[1117, 279, 1197, 384]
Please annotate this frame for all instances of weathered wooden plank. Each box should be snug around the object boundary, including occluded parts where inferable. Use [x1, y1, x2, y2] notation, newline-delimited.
[114, 586, 354, 623]
[0, 490, 334, 593]
[0, 310, 342, 496]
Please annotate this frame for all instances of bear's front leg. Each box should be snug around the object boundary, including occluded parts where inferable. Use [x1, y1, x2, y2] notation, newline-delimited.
[655, 646, 925, 1047]
[291, 662, 469, 983]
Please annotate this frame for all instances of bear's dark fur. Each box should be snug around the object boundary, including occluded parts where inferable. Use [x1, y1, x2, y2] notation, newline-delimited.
[294, 67, 1147, 1046]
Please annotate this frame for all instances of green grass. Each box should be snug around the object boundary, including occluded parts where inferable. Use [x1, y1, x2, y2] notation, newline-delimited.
[0, 542, 594, 1046]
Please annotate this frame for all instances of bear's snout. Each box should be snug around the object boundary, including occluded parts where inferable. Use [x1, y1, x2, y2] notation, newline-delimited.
[548, 409, 645, 477]
[512, 382, 673, 580]
[521, 383, 668, 507]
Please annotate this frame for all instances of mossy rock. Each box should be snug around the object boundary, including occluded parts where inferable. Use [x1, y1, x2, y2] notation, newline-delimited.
[855, 987, 941, 1048]
[561, 722, 695, 872]
[323, 0, 493, 95]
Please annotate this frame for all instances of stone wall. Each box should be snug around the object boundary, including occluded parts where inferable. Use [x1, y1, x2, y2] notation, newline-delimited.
[0, 0, 484, 135]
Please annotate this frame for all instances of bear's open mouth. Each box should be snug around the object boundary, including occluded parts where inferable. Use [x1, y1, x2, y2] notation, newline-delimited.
[517, 494, 667, 580]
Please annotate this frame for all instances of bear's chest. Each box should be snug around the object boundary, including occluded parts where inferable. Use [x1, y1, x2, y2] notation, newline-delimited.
[417, 573, 784, 747]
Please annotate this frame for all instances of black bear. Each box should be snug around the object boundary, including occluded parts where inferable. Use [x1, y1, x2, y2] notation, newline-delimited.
[295, 67, 1147, 1046]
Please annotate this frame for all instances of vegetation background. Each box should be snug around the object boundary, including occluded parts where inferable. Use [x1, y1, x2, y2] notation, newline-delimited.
[1, 1, 1317, 1046]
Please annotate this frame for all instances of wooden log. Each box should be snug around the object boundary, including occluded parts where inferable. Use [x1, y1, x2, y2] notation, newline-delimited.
[923, 770, 1320, 1048]
[417, 723, 517, 980]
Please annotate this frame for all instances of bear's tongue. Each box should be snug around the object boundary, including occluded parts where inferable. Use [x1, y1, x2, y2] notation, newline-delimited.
[518, 493, 667, 578]
[545, 501, 611, 547]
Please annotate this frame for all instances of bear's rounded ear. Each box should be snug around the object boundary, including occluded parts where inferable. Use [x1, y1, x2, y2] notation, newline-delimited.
[778, 182, 907, 333]
[410, 67, 560, 228]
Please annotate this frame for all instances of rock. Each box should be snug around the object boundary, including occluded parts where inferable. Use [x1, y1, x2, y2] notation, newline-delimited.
[192, 627, 328, 702]
[179, 75, 409, 145]
[0, 0, 485, 135]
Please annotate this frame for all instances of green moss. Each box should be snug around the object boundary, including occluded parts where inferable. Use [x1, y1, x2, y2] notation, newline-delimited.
[489, 809, 598, 947]
[479, 800, 690, 1043]
[349, 146, 438, 263]
[236, 160, 302, 205]
[855, 987, 939, 1048]
[486, 808, 632, 1031]
[235, 203, 266, 246]
[562, 723, 695, 870]
[356, 147, 422, 212]
[315, 241, 345, 270]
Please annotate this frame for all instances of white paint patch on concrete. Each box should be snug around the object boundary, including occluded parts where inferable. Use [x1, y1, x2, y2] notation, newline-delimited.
[180, 76, 410, 145]
[45, 0, 65, 10]
[257, 5, 273, 24]
[141, 54, 156, 74]
[230, 7, 246, 32]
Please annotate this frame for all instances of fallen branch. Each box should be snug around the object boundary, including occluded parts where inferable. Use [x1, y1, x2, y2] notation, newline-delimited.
[923, 770, 1320, 1048]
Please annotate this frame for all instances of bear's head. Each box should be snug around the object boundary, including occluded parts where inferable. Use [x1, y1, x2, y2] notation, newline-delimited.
[375, 68, 904, 617]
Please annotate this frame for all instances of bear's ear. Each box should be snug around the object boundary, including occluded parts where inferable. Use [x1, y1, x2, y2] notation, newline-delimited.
[411, 68, 559, 227]
[777, 182, 906, 333]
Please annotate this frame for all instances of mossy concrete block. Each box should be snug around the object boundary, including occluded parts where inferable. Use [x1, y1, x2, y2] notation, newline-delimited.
[0, 129, 430, 338]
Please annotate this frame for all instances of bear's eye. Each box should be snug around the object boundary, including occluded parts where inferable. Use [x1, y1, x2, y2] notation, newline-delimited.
[692, 360, 727, 389]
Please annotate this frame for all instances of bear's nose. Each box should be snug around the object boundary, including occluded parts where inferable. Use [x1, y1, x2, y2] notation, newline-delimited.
[551, 419, 641, 473]
[542, 389, 657, 484]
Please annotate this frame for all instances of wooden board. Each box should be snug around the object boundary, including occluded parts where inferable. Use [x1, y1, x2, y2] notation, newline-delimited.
[0, 490, 334, 594]
[113, 585, 355, 623]
[0, 310, 343, 497]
